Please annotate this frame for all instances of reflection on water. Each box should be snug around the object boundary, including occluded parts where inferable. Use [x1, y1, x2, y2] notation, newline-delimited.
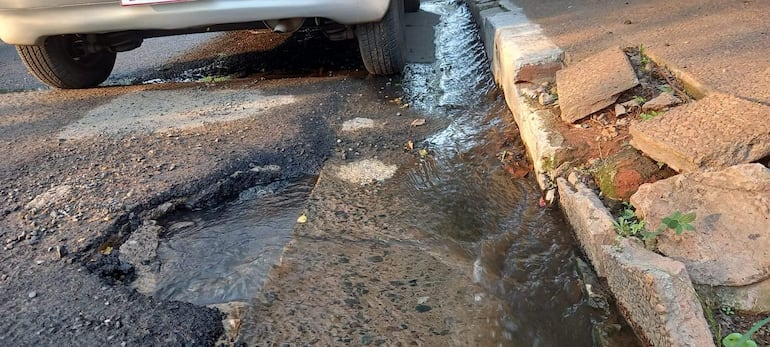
[400, 0, 639, 345]
[152, 178, 315, 306]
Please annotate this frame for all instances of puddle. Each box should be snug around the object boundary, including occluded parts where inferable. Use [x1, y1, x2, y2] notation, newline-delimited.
[148, 177, 316, 306]
[398, 0, 641, 345]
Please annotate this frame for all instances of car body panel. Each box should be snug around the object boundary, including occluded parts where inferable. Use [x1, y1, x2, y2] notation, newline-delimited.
[0, 0, 390, 45]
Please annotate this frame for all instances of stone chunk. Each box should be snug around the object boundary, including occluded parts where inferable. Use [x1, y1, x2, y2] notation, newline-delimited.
[341, 117, 375, 132]
[630, 93, 770, 172]
[488, 9, 564, 84]
[556, 46, 639, 123]
[630, 164, 770, 287]
[642, 92, 681, 112]
[602, 239, 714, 347]
[25, 185, 73, 210]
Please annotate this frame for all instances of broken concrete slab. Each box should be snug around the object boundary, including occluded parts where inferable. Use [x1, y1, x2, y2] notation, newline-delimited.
[602, 238, 715, 347]
[556, 46, 640, 123]
[481, 5, 564, 85]
[511, 101, 567, 188]
[642, 92, 681, 112]
[468, 1, 567, 189]
[630, 93, 770, 172]
[558, 174, 714, 345]
[631, 164, 770, 287]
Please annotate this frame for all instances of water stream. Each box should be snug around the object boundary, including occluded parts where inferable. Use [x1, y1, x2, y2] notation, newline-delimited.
[145, 1, 640, 345]
[398, 1, 639, 345]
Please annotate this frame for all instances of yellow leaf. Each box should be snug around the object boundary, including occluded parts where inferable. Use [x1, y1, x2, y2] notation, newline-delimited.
[297, 214, 308, 224]
[419, 149, 429, 157]
[101, 246, 113, 255]
[405, 140, 414, 151]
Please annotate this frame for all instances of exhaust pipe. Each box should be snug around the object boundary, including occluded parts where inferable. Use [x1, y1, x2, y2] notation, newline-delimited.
[263, 18, 305, 33]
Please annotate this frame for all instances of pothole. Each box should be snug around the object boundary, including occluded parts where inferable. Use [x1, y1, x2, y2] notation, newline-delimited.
[119, 176, 316, 306]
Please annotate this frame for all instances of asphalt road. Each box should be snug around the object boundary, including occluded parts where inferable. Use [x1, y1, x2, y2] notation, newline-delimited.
[0, 10, 485, 345]
[0, 6, 600, 346]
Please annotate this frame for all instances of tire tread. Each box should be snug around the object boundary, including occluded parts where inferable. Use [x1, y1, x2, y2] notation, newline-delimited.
[16, 37, 116, 89]
[356, 0, 405, 75]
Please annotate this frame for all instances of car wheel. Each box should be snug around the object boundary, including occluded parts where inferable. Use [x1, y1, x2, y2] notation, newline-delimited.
[16, 35, 116, 89]
[405, 0, 420, 13]
[355, 0, 406, 75]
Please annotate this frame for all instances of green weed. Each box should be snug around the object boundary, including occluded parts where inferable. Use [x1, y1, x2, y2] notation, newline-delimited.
[722, 316, 770, 347]
[612, 203, 646, 238]
[640, 110, 659, 121]
[640, 211, 696, 240]
[612, 204, 696, 241]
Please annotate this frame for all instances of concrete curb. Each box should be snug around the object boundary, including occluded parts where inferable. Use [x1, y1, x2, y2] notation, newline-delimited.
[464, 1, 716, 345]
[466, 0, 567, 189]
[558, 177, 715, 346]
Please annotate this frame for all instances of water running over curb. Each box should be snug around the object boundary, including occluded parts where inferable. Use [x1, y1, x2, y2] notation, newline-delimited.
[399, 1, 639, 345]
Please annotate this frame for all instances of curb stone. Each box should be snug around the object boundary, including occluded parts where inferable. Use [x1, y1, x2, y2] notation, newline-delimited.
[464, 0, 716, 344]
[557, 177, 715, 346]
[465, 0, 567, 189]
[603, 238, 715, 347]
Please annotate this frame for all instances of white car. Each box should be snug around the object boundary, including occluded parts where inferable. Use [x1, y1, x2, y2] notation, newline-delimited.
[0, 0, 418, 89]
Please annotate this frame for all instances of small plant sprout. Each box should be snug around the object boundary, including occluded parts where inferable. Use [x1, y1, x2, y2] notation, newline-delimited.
[641, 211, 696, 240]
[640, 110, 659, 121]
[612, 204, 697, 241]
[612, 203, 646, 238]
[662, 211, 697, 235]
[722, 316, 770, 347]
[633, 95, 646, 104]
[721, 306, 735, 316]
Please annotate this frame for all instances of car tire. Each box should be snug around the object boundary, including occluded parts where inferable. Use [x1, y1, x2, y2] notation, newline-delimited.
[355, 0, 406, 75]
[405, 0, 420, 13]
[16, 35, 116, 89]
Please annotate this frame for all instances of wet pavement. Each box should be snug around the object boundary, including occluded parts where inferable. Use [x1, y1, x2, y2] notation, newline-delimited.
[0, 1, 640, 346]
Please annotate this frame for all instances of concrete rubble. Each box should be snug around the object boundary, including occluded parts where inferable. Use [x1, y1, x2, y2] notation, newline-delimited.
[641, 92, 681, 112]
[631, 164, 770, 312]
[466, 0, 725, 345]
[555, 46, 639, 123]
[630, 93, 770, 173]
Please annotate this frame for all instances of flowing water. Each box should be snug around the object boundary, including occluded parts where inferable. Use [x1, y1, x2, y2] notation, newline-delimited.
[147, 0, 640, 345]
[398, 1, 639, 345]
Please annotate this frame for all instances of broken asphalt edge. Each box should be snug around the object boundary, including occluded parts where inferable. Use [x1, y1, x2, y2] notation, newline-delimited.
[463, 0, 716, 345]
